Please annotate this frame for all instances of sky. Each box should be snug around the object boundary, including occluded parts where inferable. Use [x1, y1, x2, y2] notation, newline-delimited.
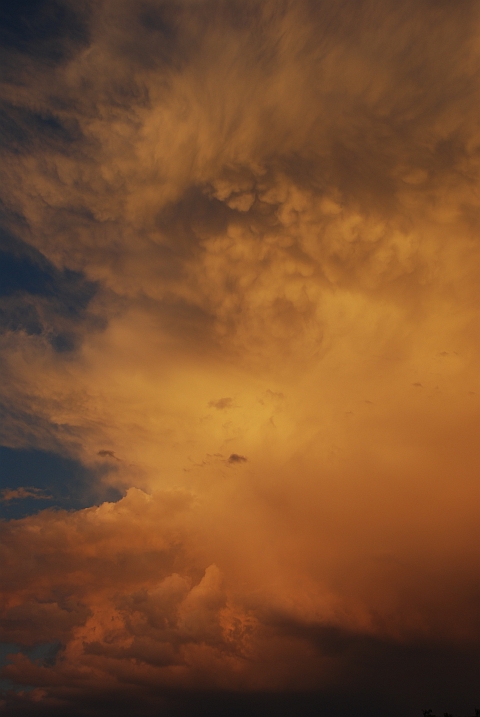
[1, 0, 480, 715]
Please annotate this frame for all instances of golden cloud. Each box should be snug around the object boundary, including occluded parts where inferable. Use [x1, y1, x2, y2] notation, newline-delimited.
[1, 0, 480, 714]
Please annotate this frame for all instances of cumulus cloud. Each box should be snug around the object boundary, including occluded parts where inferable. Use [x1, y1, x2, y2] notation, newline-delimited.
[1, 0, 480, 714]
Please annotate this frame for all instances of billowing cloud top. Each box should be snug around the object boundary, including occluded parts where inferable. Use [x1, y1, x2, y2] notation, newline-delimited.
[1, 1, 480, 715]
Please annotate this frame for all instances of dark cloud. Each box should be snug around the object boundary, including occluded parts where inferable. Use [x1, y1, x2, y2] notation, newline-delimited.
[227, 454, 247, 464]
[112, 0, 197, 72]
[262, 615, 480, 715]
[0, 102, 82, 155]
[208, 398, 233, 410]
[97, 449, 120, 460]
[0, 229, 100, 353]
[0, 0, 91, 65]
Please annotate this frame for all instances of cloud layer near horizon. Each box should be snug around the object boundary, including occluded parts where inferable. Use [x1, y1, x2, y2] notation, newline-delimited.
[1, 0, 480, 714]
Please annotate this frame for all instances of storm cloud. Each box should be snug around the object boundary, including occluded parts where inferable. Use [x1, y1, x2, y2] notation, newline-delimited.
[1, 1, 480, 715]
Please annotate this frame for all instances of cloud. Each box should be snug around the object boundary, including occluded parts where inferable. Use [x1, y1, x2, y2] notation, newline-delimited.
[227, 454, 247, 464]
[0, 230, 99, 355]
[208, 398, 233, 410]
[97, 449, 121, 460]
[1, 0, 480, 714]
[0, 487, 50, 502]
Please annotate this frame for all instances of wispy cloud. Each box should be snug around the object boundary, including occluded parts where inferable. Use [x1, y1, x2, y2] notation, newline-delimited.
[0, 486, 51, 502]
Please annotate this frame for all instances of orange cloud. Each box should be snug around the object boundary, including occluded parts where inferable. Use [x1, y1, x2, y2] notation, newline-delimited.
[0, 488, 50, 502]
[1, 0, 480, 715]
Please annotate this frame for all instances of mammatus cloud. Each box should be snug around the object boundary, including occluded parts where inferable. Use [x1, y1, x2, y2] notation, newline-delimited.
[1, 0, 480, 715]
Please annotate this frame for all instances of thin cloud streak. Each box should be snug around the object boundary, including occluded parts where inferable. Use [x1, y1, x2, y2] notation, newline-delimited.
[0, 487, 51, 502]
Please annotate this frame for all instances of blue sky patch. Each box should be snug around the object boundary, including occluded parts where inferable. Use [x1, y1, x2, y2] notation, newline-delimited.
[0, 445, 122, 520]
[0, 641, 61, 693]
